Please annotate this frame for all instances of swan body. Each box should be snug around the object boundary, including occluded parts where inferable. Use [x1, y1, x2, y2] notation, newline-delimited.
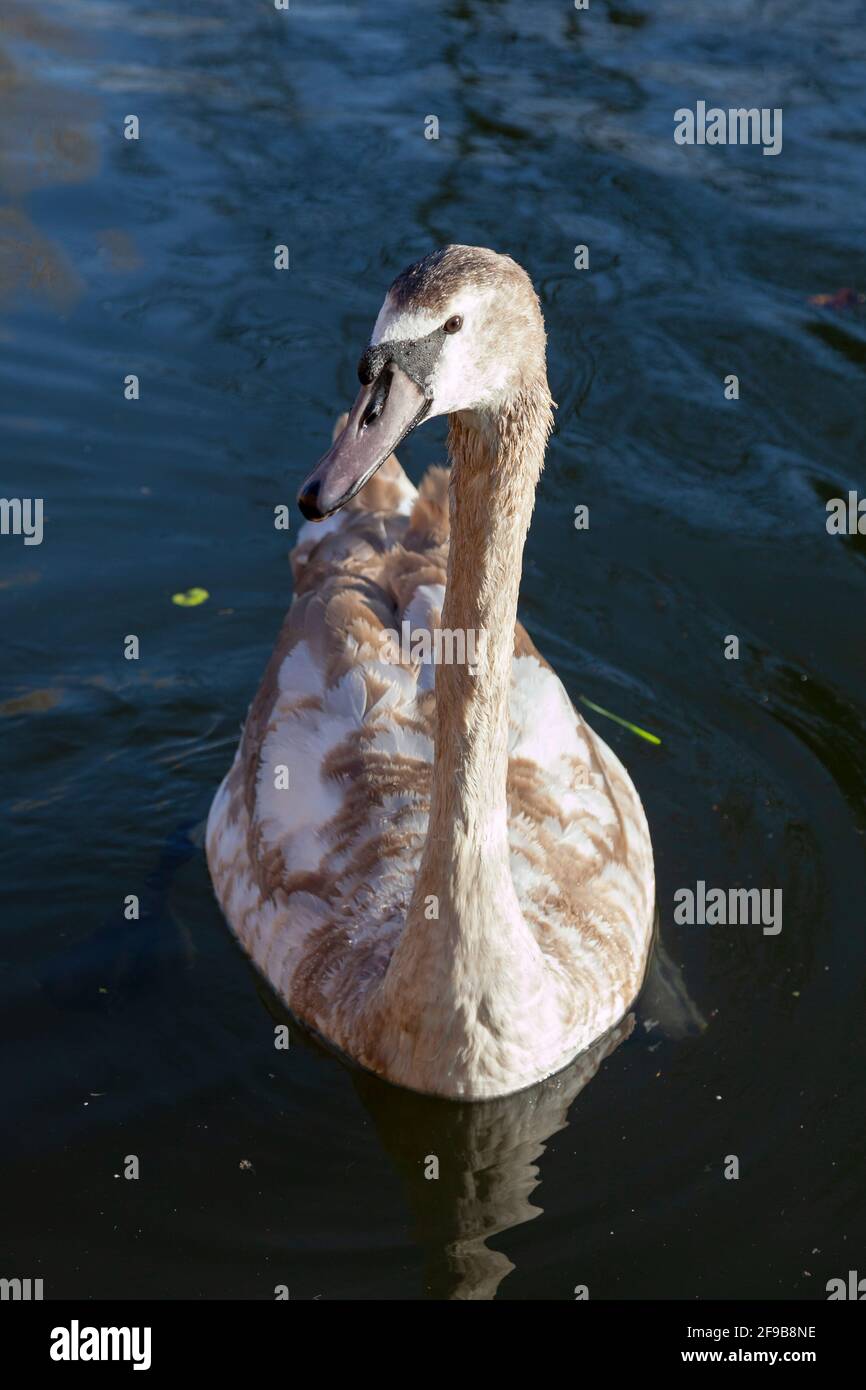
[207, 246, 654, 1099]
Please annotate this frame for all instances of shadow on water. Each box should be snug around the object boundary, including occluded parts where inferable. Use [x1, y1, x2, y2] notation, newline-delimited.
[351, 1025, 635, 1300]
[257, 973, 636, 1301]
[246, 903, 703, 1301]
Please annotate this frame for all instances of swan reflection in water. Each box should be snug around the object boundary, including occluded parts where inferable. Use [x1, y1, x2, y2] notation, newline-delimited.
[256, 920, 702, 1300]
[351, 1016, 634, 1300]
[268, 1003, 634, 1300]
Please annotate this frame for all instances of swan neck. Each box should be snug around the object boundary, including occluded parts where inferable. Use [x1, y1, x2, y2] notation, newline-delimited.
[370, 379, 558, 1094]
[422, 380, 553, 885]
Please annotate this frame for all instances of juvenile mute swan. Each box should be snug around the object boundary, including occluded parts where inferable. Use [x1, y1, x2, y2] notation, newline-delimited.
[207, 245, 655, 1100]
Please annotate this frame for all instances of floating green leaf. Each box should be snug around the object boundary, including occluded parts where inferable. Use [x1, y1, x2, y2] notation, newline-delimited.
[172, 587, 209, 608]
[579, 694, 661, 745]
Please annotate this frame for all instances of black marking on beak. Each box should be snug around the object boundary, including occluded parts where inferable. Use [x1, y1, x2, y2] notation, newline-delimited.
[298, 478, 323, 520]
[357, 323, 447, 398]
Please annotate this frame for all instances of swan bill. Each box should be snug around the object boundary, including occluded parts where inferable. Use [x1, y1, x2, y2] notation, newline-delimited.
[297, 364, 429, 521]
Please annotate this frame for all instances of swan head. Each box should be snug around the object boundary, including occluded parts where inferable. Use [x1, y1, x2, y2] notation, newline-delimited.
[298, 245, 547, 520]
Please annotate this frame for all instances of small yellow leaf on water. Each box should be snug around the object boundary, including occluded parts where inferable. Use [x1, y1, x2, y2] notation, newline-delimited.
[172, 587, 209, 607]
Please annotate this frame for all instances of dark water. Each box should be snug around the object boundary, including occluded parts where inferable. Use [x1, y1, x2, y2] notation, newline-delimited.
[2, 0, 865, 1300]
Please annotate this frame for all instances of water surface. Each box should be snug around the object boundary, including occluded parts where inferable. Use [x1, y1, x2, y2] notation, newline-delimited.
[2, 0, 865, 1299]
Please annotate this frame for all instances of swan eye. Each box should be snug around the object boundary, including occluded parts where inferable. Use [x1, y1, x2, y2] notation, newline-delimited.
[443, 314, 463, 334]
